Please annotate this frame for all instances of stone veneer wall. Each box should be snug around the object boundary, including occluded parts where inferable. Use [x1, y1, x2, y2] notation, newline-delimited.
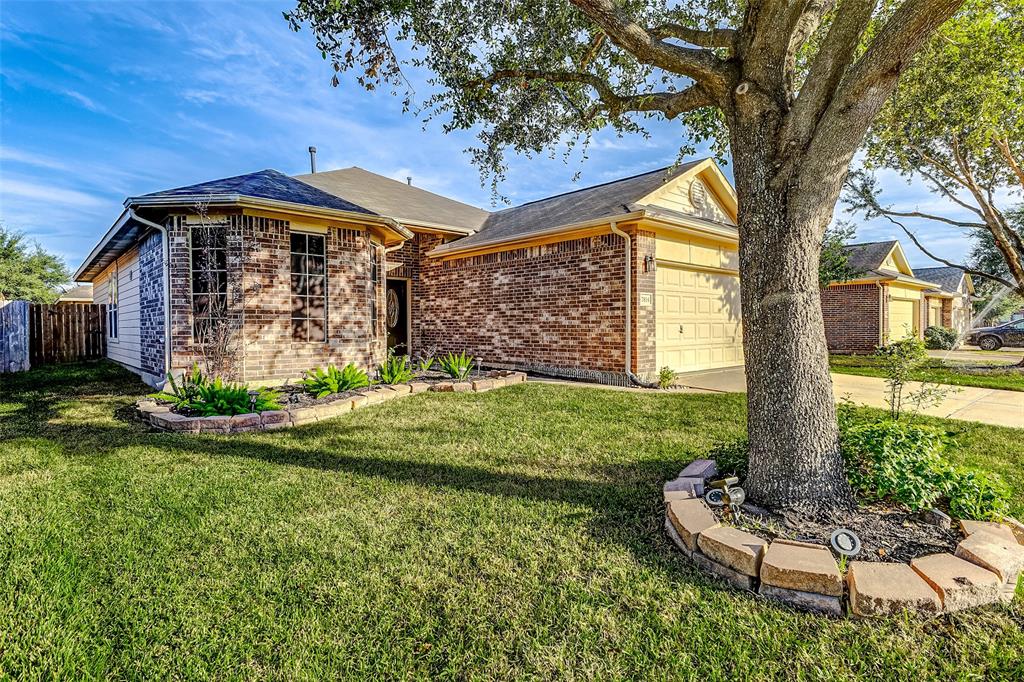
[416, 229, 648, 384]
[821, 283, 881, 353]
[138, 230, 165, 380]
[166, 212, 385, 383]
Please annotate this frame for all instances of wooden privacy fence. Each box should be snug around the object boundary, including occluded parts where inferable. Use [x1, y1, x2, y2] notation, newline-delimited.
[1, 300, 31, 373]
[24, 303, 107, 367]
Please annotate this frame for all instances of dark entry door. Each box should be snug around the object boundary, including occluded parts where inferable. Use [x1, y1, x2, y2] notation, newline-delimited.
[385, 279, 409, 355]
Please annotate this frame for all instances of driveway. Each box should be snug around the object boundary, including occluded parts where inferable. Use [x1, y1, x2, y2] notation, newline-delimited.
[676, 366, 1024, 428]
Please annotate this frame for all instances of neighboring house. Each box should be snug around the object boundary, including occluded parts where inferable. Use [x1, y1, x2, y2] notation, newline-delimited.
[821, 241, 941, 353]
[74, 159, 741, 387]
[915, 266, 976, 336]
[57, 283, 93, 303]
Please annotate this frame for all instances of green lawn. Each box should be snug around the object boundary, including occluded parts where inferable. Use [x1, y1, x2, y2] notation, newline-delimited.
[1, 362, 1022, 680]
[830, 353, 1024, 392]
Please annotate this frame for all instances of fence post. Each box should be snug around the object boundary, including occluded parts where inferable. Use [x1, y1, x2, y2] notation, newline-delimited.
[0, 300, 31, 373]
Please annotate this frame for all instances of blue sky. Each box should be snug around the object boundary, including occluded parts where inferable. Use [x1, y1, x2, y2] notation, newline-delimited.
[1, 0, 979, 278]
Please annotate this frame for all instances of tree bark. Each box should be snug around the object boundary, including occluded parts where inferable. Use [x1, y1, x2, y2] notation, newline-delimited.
[729, 113, 854, 509]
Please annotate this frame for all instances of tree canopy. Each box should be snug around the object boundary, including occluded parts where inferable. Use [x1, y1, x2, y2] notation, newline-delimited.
[0, 225, 70, 303]
[848, 0, 1024, 296]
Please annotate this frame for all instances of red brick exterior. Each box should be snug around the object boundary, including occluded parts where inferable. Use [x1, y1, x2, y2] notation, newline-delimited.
[166, 212, 385, 382]
[415, 230, 644, 383]
[821, 283, 882, 353]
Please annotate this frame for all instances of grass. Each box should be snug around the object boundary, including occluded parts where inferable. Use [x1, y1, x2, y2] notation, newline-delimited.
[1, 361, 1022, 680]
[830, 353, 1024, 392]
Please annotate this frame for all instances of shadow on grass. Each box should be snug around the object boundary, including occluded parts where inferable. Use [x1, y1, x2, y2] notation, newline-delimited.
[1, 361, 725, 576]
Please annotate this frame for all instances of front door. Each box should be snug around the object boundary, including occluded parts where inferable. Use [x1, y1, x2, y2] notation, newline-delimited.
[385, 278, 409, 355]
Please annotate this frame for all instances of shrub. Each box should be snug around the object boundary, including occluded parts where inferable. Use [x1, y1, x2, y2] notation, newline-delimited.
[657, 366, 677, 389]
[303, 363, 369, 397]
[151, 363, 209, 409]
[923, 325, 958, 350]
[708, 437, 749, 478]
[873, 337, 952, 419]
[945, 468, 1012, 521]
[378, 352, 414, 385]
[416, 356, 435, 373]
[840, 419, 950, 511]
[438, 351, 475, 381]
[190, 378, 282, 416]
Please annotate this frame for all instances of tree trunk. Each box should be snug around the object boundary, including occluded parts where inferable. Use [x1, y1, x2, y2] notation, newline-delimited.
[730, 131, 854, 509]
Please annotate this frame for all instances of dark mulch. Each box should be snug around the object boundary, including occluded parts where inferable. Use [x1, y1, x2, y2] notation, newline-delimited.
[714, 502, 959, 564]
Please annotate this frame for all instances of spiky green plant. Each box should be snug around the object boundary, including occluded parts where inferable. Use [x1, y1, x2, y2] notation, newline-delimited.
[302, 363, 370, 398]
[189, 378, 282, 416]
[150, 363, 209, 408]
[378, 352, 414, 385]
[438, 351, 475, 381]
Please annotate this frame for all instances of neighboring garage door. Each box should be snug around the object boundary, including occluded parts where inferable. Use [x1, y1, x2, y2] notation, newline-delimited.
[889, 298, 918, 341]
[656, 264, 743, 373]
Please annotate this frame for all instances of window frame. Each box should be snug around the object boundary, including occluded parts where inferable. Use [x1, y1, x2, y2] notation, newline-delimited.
[289, 230, 328, 343]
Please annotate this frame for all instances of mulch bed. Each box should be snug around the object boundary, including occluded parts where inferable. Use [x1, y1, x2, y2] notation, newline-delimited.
[714, 502, 959, 564]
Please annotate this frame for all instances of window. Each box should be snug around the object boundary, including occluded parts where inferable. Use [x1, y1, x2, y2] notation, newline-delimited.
[107, 263, 119, 339]
[190, 226, 228, 340]
[290, 232, 326, 342]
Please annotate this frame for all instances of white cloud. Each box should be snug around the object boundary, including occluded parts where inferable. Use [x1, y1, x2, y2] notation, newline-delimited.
[1, 179, 106, 209]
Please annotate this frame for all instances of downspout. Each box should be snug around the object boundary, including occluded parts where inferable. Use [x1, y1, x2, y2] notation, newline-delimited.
[609, 222, 658, 388]
[876, 281, 885, 346]
[128, 209, 172, 384]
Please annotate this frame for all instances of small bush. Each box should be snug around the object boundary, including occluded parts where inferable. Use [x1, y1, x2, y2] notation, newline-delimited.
[438, 351, 475, 381]
[657, 366, 677, 389]
[946, 468, 1012, 521]
[708, 437, 749, 478]
[190, 378, 282, 416]
[152, 363, 209, 408]
[378, 352, 414, 385]
[416, 356, 435, 373]
[924, 325, 959, 350]
[303, 363, 369, 398]
[840, 419, 949, 511]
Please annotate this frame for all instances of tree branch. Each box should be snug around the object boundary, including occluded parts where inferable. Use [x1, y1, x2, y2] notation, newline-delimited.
[781, 0, 877, 156]
[569, 0, 728, 92]
[916, 166, 987, 218]
[995, 135, 1024, 191]
[467, 69, 712, 119]
[872, 207, 987, 230]
[880, 213, 1017, 290]
[649, 23, 737, 50]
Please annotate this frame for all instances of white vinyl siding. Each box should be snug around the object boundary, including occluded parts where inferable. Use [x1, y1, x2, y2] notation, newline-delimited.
[93, 248, 143, 370]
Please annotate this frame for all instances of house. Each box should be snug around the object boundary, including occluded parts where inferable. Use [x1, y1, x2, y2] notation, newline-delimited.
[915, 266, 976, 336]
[56, 283, 93, 303]
[73, 159, 742, 387]
[821, 241, 941, 353]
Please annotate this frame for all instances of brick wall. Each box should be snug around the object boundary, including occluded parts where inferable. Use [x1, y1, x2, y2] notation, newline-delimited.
[166, 211, 384, 383]
[138, 230, 165, 378]
[821, 283, 881, 353]
[417, 230, 637, 383]
[633, 229, 657, 378]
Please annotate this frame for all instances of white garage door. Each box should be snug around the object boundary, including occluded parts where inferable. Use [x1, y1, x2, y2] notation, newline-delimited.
[656, 264, 743, 373]
[889, 298, 917, 341]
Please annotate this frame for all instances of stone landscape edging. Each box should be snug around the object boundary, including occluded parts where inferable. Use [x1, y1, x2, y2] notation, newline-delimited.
[136, 370, 527, 434]
[664, 460, 1024, 618]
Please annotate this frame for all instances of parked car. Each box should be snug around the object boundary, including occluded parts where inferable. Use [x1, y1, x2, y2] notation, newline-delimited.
[966, 319, 1024, 350]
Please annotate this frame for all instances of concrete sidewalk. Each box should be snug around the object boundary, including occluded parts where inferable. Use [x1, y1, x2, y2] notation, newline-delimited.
[676, 366, 1024, 428]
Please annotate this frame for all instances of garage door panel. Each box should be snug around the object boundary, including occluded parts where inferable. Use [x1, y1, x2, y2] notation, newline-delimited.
[889, 299, 917, 341]
[656, 264, 743, 373]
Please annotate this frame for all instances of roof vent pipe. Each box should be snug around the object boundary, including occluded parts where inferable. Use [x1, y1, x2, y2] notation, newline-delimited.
[308, 146, 317, 174]
[407, 176, 412, 186]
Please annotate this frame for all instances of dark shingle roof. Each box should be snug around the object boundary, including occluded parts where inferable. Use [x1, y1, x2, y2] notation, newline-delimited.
[450, 161, 706, 249]
[295, 167, 489, 232]
[134, 169, 375, 215]
[842, 240, 900, 273]
[915, 266, 964, 293]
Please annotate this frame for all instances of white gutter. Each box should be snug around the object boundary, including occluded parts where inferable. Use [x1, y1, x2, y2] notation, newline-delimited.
[128, 209, 173, 380]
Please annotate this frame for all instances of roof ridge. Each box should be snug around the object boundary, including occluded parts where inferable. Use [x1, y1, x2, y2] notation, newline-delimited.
[492, 160, 704, 214]
[297, 166, 489, 213]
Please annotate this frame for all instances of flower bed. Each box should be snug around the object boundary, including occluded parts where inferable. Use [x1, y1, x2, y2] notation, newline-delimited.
[137, 370, 527, 434]
[664, 459, 1024, 618]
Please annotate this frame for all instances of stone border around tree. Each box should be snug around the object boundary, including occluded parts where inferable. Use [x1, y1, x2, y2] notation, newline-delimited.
[136, 370, 528, 434]
[664, 460, 1024, 618]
